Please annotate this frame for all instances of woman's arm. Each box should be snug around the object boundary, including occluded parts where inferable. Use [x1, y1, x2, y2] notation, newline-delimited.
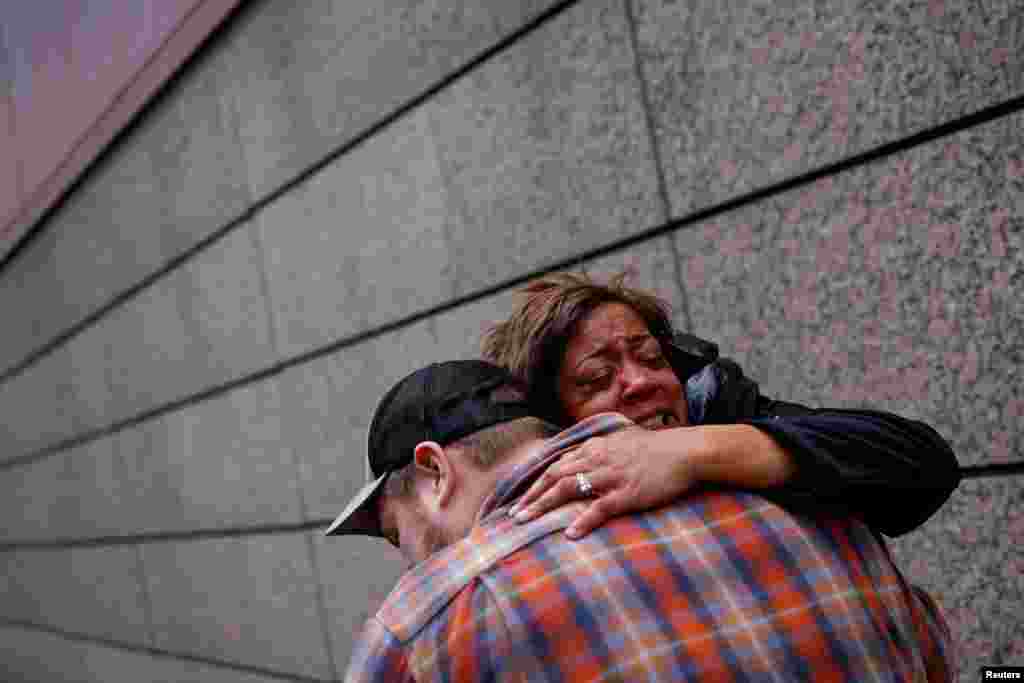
[511, 360, 961, 538]
[691, 359, 962, 537]
[737, 405, 961, 537]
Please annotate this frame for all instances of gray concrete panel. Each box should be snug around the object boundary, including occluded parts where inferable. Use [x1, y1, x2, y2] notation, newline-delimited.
[314, 533, 405, 676]
[0, 626, 87, 683]
[0, 255, 30, 375]
[176, 225, 277, 386]
[0, 552, 41, 624]
[226, 0, 561, 199]
[66, 319, 117, 436]
[256, 108, 452, 358]
[0, 463, 39, 541]
[47, 133, 176, 336]
[434, 0, 661, 298]
[104, 264, 194, 420]
[421, 288, 522, 364]
[0, 345, 76, 462]
[144, 35, 253, 262]
[0, 547, 149, 644]
[674, 110, 1024, 670]
[634, 0, 1024, 218]
[0, 625, 302, 683]
[0, 437, 121, 543]
[114, 379, 302, 535]
[257, 0, 660, 361]
[107, 223, 275, 423]
[142, 534, 330, 679]
[892, 476, 1024, 672]
[0, 227, 59, 376]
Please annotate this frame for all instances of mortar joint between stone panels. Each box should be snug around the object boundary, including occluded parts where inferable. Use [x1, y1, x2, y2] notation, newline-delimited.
[622, 0, 690, 331]
[0, 0, 263, 272]
[0, 616, 333, 682]
[304, 530, 340, 682]
[621, 0, 671, 221]
[133, 544, 159, 649]
[249, 221, 284, 366]
[2, 93, 1023, 485]
[0, 0, 585, 394]
[0, 519, 322, 552]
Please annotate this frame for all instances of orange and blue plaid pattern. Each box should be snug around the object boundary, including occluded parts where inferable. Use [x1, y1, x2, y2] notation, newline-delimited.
[346, 413, 954, 682]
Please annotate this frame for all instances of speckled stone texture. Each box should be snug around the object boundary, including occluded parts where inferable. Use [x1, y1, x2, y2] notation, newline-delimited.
[0, 547, 150, 645]
[634, 0, 1024, 218]
[0, 219, 278, 465]
[434, 0, 661, 298]
[675, 111, 1024, 672]
[227, 0, 562, 199]
[314, 534, 406, 675]
[98, 222, 277, 427]
[0, 1, 1020, 681]
[255, 107, 454, 358]
[108, 379, 304, 537]
[0, 438, 118, 542]
[0, 625, 306, 683]
[256, 0, 659, 359]
[141, 534, 332, 679]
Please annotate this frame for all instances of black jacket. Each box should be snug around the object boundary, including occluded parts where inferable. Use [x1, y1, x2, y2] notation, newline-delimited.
[686, 358, 961, 538]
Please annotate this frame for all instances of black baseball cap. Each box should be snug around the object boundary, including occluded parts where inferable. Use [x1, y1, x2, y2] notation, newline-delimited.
[325, 360, 533, 537]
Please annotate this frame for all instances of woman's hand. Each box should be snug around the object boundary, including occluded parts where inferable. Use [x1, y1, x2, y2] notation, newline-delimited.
[508, 426, 706, 538]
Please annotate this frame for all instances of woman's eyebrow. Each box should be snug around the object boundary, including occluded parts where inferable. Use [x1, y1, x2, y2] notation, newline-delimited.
[575, 334, 654, 366]
[627, 334, 657, 348]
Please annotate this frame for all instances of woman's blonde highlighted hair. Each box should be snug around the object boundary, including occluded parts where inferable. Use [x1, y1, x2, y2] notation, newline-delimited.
[481, 271, 674, 425]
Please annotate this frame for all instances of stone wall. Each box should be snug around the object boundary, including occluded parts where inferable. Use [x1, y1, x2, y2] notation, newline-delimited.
[1, 1, 1021, 680]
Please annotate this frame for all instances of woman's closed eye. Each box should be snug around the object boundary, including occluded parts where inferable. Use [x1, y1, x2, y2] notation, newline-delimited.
[639, 352, 667, 368]
[576, 369, 611, 388]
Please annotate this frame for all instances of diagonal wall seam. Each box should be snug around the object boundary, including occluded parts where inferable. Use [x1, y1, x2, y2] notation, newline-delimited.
[621, 0, 694, 333]
[0, 617, 326, 683]
[0, 0, 244, 267]
[2, 93, 1023, 479]
[0, 0, 585, 389]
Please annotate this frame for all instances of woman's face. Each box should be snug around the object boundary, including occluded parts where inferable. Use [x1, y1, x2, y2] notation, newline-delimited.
[556, 302, 688, 428]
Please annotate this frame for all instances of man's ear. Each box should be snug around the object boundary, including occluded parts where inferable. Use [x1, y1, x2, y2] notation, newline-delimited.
[412, 441, 456, 509]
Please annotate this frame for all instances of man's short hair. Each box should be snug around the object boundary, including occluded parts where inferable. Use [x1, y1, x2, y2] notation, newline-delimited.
[384, 416, 559, 499]
[481, 271, 675, 424]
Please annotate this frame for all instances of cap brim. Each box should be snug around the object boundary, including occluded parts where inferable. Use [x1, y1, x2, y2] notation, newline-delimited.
[324, 473, 388, 537]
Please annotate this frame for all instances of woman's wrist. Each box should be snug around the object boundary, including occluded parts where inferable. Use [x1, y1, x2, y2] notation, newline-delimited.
[683, 424, 797, 489]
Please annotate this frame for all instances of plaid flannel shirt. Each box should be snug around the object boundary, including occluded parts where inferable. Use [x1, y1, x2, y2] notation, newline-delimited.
[345, 413, 955, 682]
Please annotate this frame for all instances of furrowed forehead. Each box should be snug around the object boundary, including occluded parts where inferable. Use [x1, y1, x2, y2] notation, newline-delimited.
[575, 332, 658, 360]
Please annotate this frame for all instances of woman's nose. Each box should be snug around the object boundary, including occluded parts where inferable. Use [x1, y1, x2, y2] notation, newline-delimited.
[619, 361, 656, 399]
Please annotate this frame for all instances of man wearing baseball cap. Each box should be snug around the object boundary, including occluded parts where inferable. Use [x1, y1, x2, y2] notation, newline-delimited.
[331, 360, 954, 682]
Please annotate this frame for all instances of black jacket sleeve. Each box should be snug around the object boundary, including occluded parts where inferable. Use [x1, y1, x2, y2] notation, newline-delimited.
[686, 359, 961, 538]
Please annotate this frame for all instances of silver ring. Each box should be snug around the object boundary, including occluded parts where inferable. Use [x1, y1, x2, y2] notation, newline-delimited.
[575, 472, 594, 497]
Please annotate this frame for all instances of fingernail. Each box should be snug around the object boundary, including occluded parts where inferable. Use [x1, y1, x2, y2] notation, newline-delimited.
[566, 526, 580, 539]
[506, 506, 518, 517]
[514, 510, 530, 522]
